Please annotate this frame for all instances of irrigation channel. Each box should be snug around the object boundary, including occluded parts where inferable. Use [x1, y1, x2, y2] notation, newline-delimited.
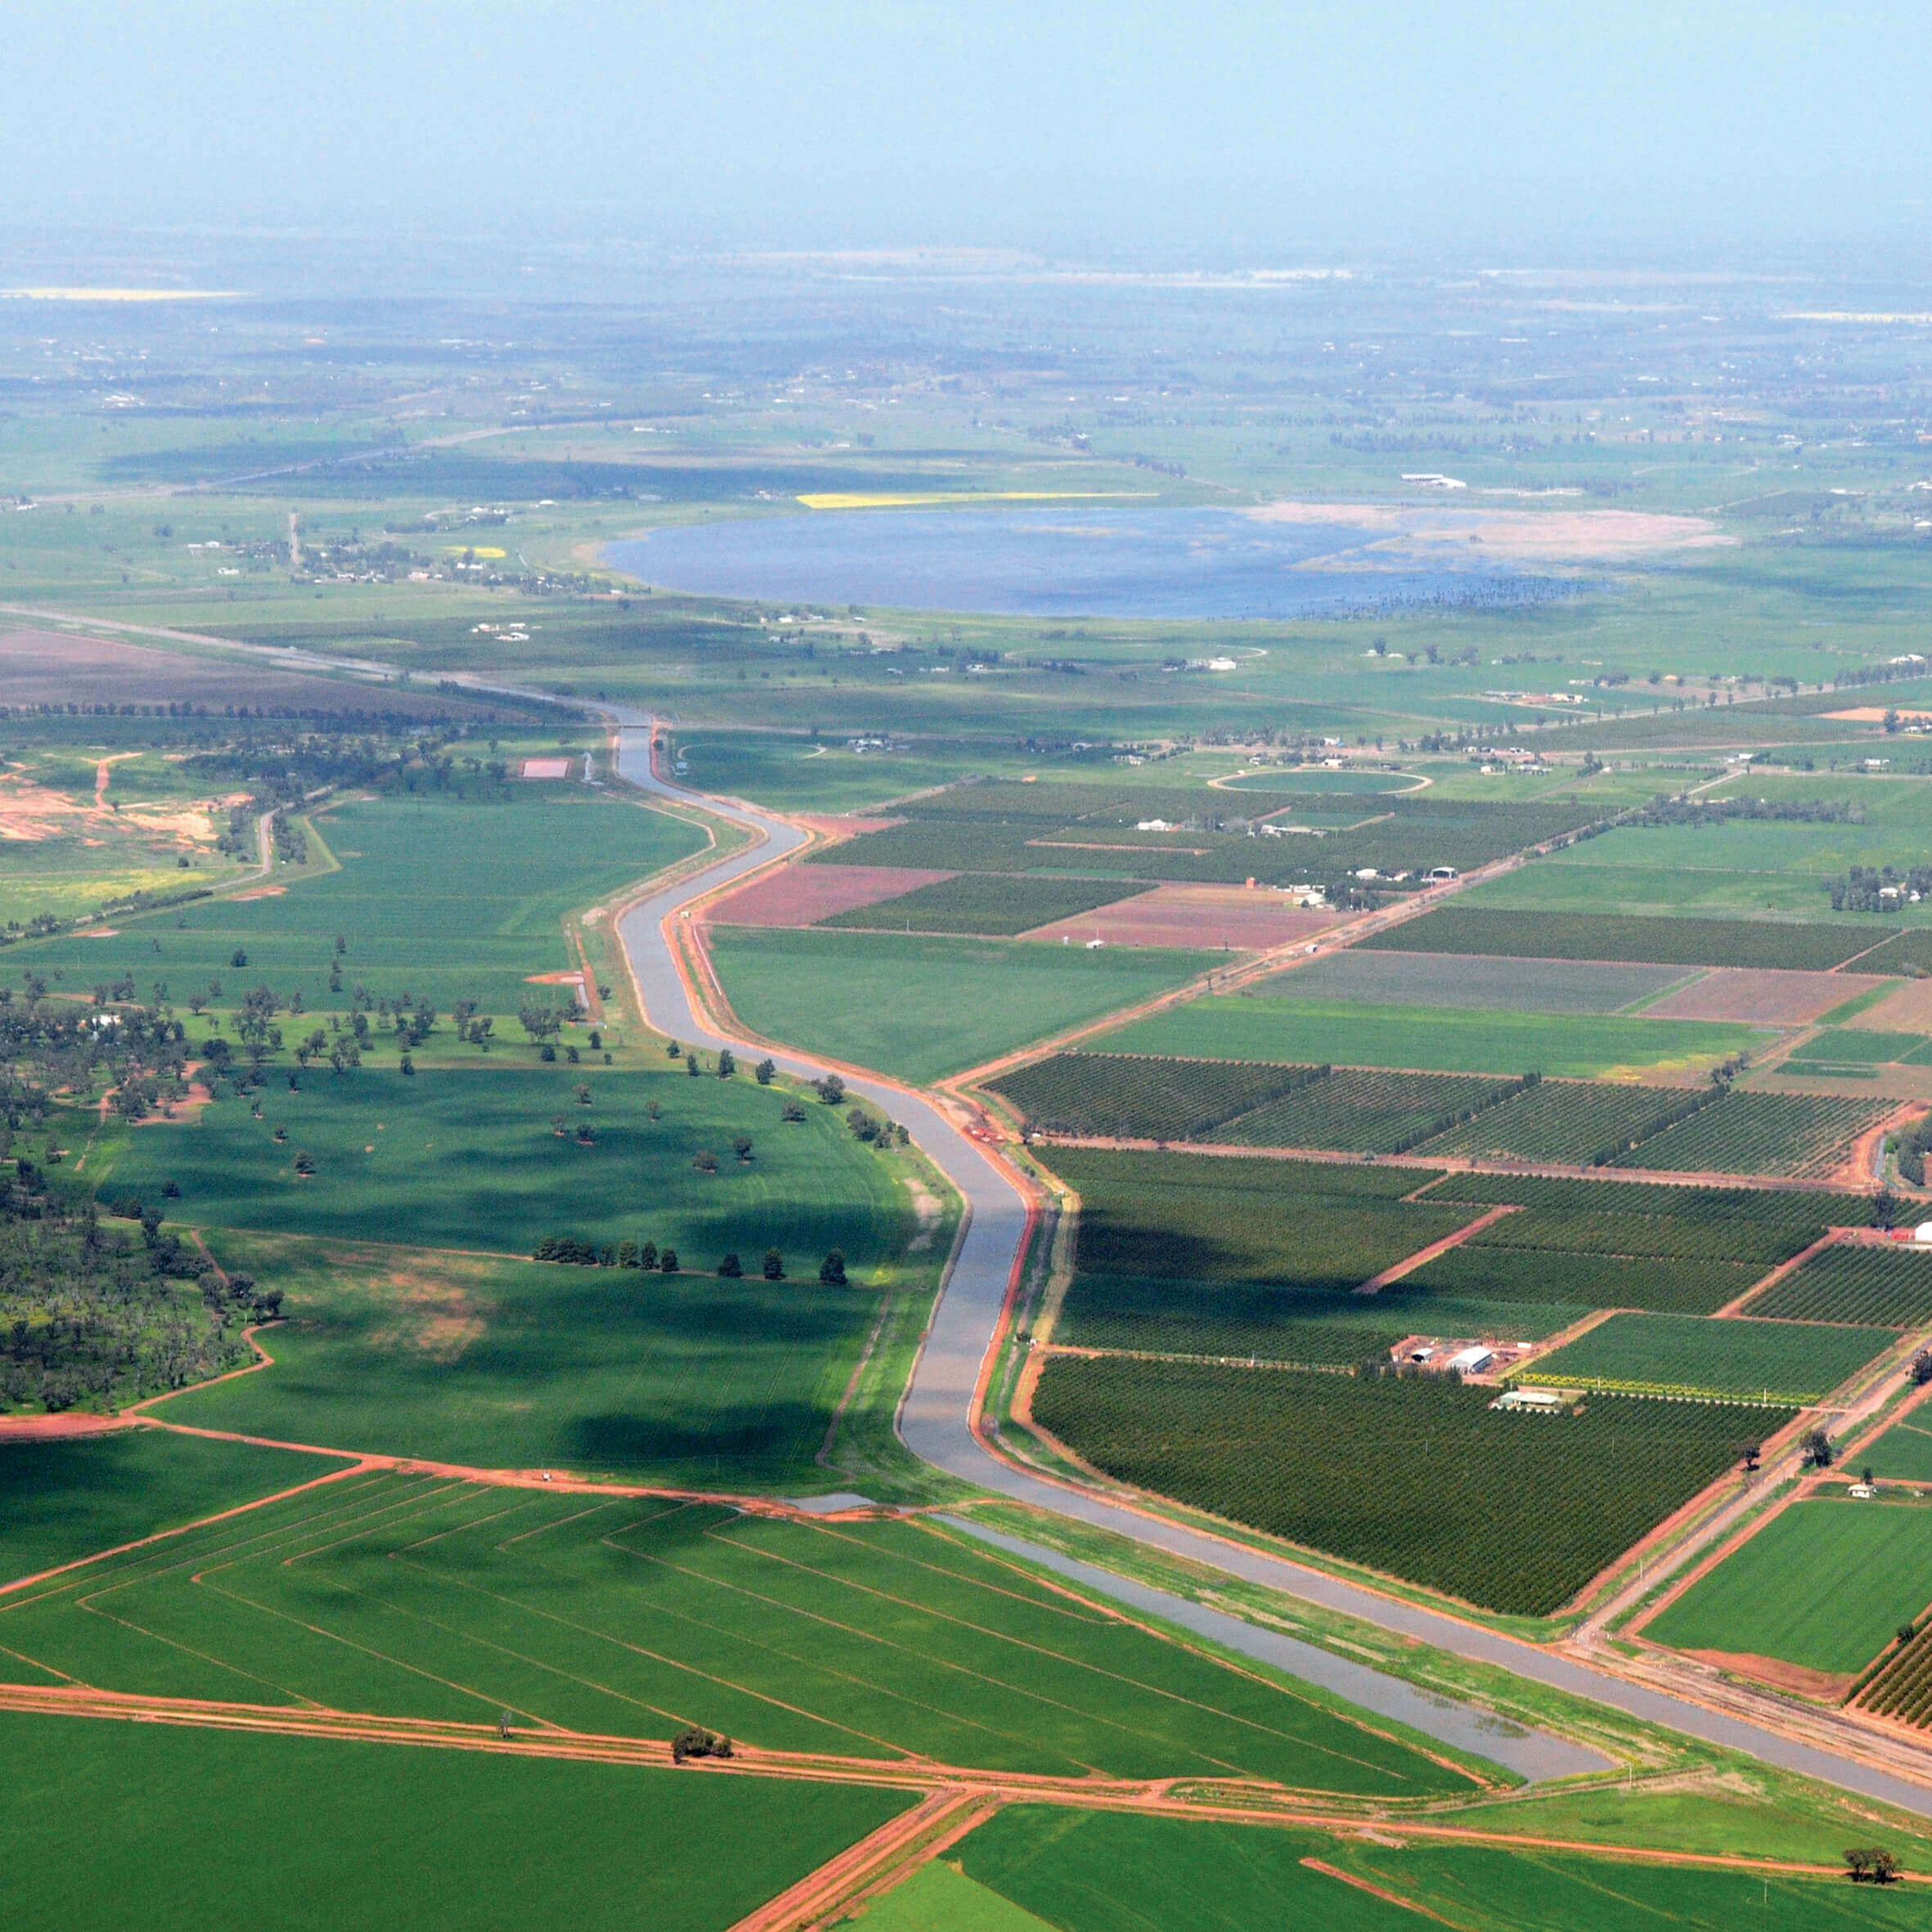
[609, 719, 1932, 1811]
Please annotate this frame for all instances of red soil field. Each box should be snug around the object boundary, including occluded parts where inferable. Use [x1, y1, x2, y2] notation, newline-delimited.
[1022, 883, 1346, 951]
[1642, 968, 1891, 1025]
[0, 627, 490, 717]
[707, 861, 955, 928]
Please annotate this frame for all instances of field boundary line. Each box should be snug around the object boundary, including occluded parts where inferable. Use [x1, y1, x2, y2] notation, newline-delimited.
[1300, 1858, 1472, 1927]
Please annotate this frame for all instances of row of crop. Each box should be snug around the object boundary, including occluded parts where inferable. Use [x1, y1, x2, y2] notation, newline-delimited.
[990, 1052, 1324, 1142]
[1468, 1207, 1811, 1265]
[1365, 907, 1887, 972]
[1750, 1243, 1932, 1328]
[1417, 1079, 1683, 1165]
[1220, 1067, 1530, 1155]
[1529, 1373, 1824, 1407]
[1424, 1171, 1861, 1247]
[1409, 1245, 1761, 1314]
[1855, 1623, 1932, 1726]
[1611, 1090, 1894, 1179]
[1031, 1355, 1777, 1616]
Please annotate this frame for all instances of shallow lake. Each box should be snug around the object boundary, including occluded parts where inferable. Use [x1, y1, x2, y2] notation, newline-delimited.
[604, 505, 1562, 619]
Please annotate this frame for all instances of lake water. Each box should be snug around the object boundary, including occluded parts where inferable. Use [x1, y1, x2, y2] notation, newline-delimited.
[603, 505, 1562, 620]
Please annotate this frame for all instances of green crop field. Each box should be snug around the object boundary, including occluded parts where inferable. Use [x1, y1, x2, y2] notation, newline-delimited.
[93, 1062, 907, 1266]
[1648, 1498, 1932, 1677]
[671, 730, 1036, 811]
[1415, 1079, 1710, 1166]
[0, 1710, 909, 1932]
[1282, 950, 1689, 1014]
[989, 1052, 1519, 1152]
[1862, 1408, 1932, 1483]
[1609, 1090, 1893, 1179]
[856, 1860, 1059, 1932]
[1365, 908, 1888, 971]
[950, 1806, 1915, 1932]
[821, 871, 1141, 935]
[1055, 1277, 1575, 1364]
[1094, 995, 1760, 1080]
[0, 1473, 1478, 1793]
[989, 1052, 1322, 1140]
[156, 1232, 885, 1488]
[1786, 1029, 1932, 1069]
[1398, 1172, 1849, 1314]
[1046, 1147, 1463, 1288]
[1220, 1067, 1525, 1153]
[1530, 1312, 1889, 1404]
[1404, 1247, 1763, 1315]
[0, 1429, 344, 1588]
[7, 786, 705, 1019]
[708, 928, 1219, 1083]
[1031, 1356, 1777, 1615]
[1750, 1243, 1932, 1328]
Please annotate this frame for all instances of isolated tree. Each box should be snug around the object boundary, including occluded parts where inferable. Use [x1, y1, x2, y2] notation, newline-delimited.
[762, 1248, 784, 1281]
[717, 1048, 735, 1078]
[1802, 1427, 1835, 1468]
[658, 1248, 678, 1274]
[685, 1052, 700, 1077]
[755, 1058, 775, 1085]
[717, 1252, 742, 1278]
[815, 1074, 845, 1105]
[733, 1134, 753, 1162]
[819, 1250, 847, 1287]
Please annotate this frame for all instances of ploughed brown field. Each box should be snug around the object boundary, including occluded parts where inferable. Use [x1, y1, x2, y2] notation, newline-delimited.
[0, 627, 493, 717]
[1022, 883, 1345, 950]
[706, 860, 955, 927]
[1640, 967, 1891, 1025]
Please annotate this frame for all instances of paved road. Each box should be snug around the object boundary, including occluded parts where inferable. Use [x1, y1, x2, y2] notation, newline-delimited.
[605, 721, 1932, 1811]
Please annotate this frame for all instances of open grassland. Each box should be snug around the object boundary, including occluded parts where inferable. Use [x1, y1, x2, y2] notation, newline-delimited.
[1095, 995, 1759, 1080]
[0, 1710, 910, 1932]
[1366, 908, 1889, 972]
[1031, 1357, 1777, 1616]
[1750, 1243, 1932, 1328]
[1529, 1313, 1889, 1404]
[1045, 1148, 1465, 1288]
[0, 1430, 344, 1588]
[161, 1233, 883, 1489]
[951, 1805, 1924, 1932]
[0, 1475, 1478, 1792]
[708, 928, 1218, 1085]
[1648, 1499, 1932, 1678]
[8, 786, 704, 1019]
[1281, 949, 1688, 1013]
[1607, 1090, 1892, 1178]
[95, 1063, 906, 1267]
[820, 871, 1140, 936]
[1054, 1278, 1575, 1366]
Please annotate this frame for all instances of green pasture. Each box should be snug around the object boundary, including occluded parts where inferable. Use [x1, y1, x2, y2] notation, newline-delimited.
[1647, 1499, 1932, 1676]
[1530, 1312, 1889, 1404]
[0, 1474, 1480, 1792]
[162, 1232, 883, 1489]
[0, 1710, 908, 1932]
[0, 1429, 344, 1589]
[7, 786, 703, 1018]
[1788, 1029, 1932, 1067]
[708, 928, 1218, 1083]
[93, 1063, 906, 1266]
[1095, 995, 1762, 1079]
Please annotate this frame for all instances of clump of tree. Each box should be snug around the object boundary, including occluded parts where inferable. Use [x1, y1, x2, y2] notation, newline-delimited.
[1844, 1847, 1901, 1885]
[670, 1726, 732, 1764]
[1896, 1112, 1931, 1189]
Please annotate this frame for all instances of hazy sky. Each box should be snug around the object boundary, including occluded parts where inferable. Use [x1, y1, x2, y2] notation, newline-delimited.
[5, 2, 1930, 261]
